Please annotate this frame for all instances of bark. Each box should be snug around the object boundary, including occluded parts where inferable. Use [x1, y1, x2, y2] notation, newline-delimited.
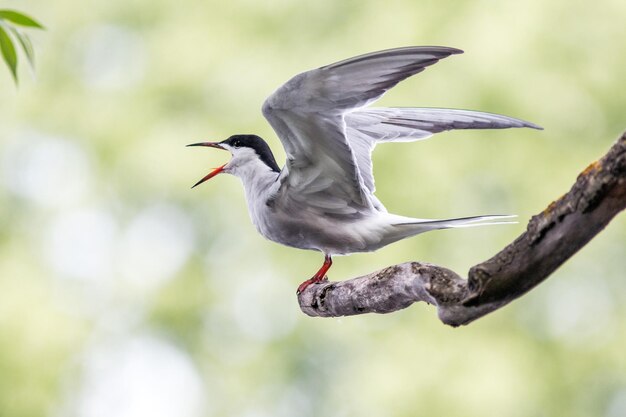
[297, 131, 626, 326]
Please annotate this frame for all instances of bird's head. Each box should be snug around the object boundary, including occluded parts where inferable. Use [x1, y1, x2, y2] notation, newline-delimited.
[187, 134, 280, 188]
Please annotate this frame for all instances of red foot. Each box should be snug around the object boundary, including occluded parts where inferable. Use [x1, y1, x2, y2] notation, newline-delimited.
[296, 276, 328, 294]
[296, 255, 332, 294]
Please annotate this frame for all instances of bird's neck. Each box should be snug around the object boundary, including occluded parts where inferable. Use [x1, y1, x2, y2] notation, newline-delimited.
[235, 160, 280, 206]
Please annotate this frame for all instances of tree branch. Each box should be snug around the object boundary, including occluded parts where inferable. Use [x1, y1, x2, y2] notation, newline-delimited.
[297, 131, 626, 326]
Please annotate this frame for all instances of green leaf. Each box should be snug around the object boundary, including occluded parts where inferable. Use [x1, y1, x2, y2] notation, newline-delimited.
[0, 25, 18, 83]
[0, 10, 45, 29]
[10, 27, 34, 70]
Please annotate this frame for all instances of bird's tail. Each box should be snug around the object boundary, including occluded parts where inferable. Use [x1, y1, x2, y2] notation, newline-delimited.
[379, 214, 516, 247]
[400, 214, 518, 229]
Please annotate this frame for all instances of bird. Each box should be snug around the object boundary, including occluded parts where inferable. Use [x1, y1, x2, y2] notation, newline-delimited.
[188, 46, 541, 294]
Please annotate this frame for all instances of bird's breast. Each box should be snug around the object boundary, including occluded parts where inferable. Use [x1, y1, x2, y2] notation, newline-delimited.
[247, 201, 389, 255]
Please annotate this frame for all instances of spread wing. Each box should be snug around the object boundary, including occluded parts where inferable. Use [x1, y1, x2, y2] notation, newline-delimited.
[262, 46, 463, 216]
[345, 107, 542, 192]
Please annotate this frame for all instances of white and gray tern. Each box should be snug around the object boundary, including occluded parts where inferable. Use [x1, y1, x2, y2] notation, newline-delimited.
[188, 46, 541, 293]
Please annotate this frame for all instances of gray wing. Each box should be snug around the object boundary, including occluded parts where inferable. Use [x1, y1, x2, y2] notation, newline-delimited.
[345, 107, 543, 193]
[262, 46, 463, 215]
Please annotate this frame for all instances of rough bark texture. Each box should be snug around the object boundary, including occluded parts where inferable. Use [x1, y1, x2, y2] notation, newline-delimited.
[298, 131, 626, 326]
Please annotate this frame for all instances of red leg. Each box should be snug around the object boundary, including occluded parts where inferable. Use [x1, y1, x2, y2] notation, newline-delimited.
[297, 255, 332, 294]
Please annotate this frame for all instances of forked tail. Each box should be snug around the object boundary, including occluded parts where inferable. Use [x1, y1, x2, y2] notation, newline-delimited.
[402, 214, 518, 229]
[381, 214, 517, 247]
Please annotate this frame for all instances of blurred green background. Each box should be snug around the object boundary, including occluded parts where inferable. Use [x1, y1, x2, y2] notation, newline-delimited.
[1, 1, 625, 416]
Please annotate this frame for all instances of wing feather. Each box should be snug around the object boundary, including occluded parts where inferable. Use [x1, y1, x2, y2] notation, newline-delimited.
[345, 107, 542, 193]
[262, 46, 464, 215]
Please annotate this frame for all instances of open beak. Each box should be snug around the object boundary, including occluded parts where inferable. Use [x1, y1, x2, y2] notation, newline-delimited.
[187, 141, 228, 189]
[187, 141, 225, 150]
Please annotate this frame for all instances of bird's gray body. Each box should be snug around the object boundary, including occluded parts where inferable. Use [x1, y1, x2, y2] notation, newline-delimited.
[198, 46, 540, 259]
[229, 150, 513, 256]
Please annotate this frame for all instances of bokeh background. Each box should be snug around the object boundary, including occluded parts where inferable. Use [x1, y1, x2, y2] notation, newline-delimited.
[1, 1, 625, 416]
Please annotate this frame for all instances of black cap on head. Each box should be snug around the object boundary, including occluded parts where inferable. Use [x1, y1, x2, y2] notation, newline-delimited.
[221, 134, 280, 172]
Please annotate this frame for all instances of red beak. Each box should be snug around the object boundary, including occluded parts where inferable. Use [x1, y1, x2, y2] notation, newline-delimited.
[187, 141, 228, 188]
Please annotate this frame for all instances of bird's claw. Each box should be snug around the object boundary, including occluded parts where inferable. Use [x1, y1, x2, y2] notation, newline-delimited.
[296, 275, 329, 295]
